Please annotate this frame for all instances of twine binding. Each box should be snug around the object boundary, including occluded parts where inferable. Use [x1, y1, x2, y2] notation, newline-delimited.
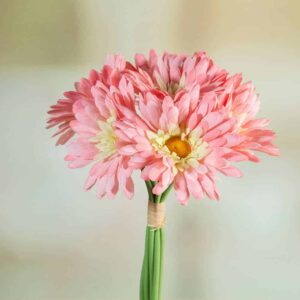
[147, 201, 166, 230]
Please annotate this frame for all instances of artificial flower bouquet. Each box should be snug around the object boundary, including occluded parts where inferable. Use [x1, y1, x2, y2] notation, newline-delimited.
[47, 50, 278, 299]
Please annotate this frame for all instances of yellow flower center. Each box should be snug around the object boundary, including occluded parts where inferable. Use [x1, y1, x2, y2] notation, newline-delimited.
[165, 136, 191, 158]
[147, 128, 209, 172]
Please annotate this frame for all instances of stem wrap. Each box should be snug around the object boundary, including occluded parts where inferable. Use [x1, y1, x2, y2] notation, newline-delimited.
[147, 201, 166, 229]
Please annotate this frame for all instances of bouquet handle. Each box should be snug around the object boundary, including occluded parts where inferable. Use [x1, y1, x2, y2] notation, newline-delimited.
[139, 182, 172, 300]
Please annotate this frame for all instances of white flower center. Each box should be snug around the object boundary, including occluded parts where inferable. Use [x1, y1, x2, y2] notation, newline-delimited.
[90, 115, 117, 160]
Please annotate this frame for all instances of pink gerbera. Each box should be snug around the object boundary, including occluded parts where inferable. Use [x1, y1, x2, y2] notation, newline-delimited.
[114, 51, 279, 204]
[129, 50, 228, 96]
[65, 75, 136, 199]
[116, 91, 243, 204]
[216, 73, 279, 162]
[48, 55, 137, 198]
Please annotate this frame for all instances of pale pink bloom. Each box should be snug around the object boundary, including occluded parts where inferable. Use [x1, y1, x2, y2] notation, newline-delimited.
[116, 91, 244, 204]
[216, 74, 279, 162]
[131, 50, 228, 96]
[65, 75, 136, 199]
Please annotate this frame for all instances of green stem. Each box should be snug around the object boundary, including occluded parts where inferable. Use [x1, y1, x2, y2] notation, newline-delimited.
[158, 228, 164, 300]
[148, 229, 155, 299]
[152, 229, 161, 300]
[141, 228, 150, 300]
[140, 181, 172, 300]
[160, 183, 173, 203]
[145, 181, 154, 202]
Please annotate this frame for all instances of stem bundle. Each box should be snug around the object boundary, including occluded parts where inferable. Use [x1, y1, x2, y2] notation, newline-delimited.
[140, 181, 172, 300]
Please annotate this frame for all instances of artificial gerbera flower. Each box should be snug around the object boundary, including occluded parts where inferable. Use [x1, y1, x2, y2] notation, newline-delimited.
[216, 73, 279, 162]
[116, 91, 244, 204]
[130, 50, 228, 96]
[48, 55, 137, 198]
[114, 51, 279, 204]
[65, 76, 136, 199]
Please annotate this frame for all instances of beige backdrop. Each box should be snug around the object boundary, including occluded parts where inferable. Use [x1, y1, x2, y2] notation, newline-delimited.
[1, 1, 300, 299]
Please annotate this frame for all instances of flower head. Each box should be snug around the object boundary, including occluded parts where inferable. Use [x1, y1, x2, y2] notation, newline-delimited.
[47, 50, 279, 203]
[65, 75, 136, 199]
[133, 50, 227, 96]
[116, 91, 242, 204]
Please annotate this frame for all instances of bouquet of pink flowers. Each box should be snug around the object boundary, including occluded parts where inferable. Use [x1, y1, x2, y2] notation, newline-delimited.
[47, 50, 278, 299]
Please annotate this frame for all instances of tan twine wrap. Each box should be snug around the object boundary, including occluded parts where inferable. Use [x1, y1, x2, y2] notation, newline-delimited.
[147, 201, 166, 230]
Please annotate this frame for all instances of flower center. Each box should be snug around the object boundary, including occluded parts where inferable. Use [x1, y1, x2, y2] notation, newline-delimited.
[90, 116, 117, 160]
[165, 136, 191, 158]
[147, 128, 209, 172]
